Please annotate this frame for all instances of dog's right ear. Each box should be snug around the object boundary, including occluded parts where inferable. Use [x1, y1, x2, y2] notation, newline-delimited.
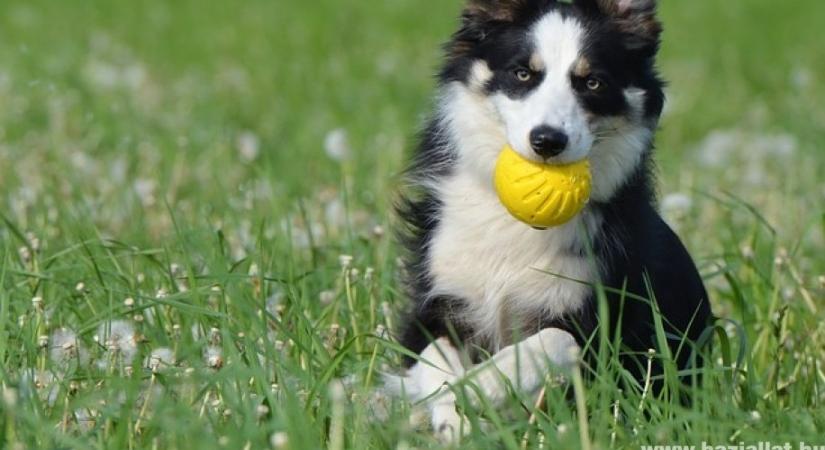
[450, 0, 553, 59]
[462, 0, 533, 23]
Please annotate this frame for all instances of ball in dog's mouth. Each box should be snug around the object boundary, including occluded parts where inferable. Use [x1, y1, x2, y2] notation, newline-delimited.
[494, 145, 591, 228]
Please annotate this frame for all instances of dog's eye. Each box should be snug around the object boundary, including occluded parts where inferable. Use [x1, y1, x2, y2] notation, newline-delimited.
[586, 77, 603, 91]
[514, 69, 532, 82]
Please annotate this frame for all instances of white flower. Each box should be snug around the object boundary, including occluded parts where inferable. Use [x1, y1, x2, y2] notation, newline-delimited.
[237, 131, 260, 162]
[324, 128, 351, 161]
[133, 178, 156, 206]
[270, 432, 289, 449]
[49, 328, 88, 367]
[97, 320, 138, 363]
[319, 290, 336, 304]
[697, 129, 739, 167]
[204, 346, 223, 369]
[20, 369, 59, 406]
[266, 289, 284, 317]
[144, 347, 175, 372]
[661, 192, 693, 216]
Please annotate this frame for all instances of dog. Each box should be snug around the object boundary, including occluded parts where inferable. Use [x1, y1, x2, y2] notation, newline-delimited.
[392, 0, 713, 441]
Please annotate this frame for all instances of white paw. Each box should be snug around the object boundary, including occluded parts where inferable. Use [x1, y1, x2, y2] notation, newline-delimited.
[535, 328, 579, 368]
[432, 402, 469, 445]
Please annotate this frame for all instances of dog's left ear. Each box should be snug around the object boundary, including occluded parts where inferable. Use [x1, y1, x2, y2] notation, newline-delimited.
[576, 0, 661, 53]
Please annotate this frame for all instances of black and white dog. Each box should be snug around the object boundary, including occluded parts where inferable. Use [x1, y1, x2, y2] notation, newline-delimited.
[392, 0, 712, 441]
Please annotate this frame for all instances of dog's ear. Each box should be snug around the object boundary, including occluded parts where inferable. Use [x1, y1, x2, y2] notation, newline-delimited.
[576, 0, 661, 53]
[450, 0, 554, 59]
[462, 0, 535, 23]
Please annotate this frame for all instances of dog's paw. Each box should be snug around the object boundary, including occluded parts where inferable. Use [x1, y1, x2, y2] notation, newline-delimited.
[535, 328, 579, 369]
[432, 402, 469, 445]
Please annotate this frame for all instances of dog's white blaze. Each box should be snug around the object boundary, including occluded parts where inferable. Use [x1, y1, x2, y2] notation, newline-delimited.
[492, 13, 593, 163]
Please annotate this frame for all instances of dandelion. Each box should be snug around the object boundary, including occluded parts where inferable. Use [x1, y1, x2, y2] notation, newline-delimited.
[75, 282, 85, 292]
[237, 131, 260, 162]
[338, 254, 353, 269]
[324, 128, 351, 162]
[270, 432, 289, 449]
[49, 328, 88, 367]
[740, 245, 755, 261]
[265, 290, 283, 318]
[255, 404, 269, 419]
[204, 346, 223, 369]
[371, 225, 385, 239]
[325, 198, 346, 229]
[97, 320, 139, 364]
[133, 178, 156, 206]
[18, 246, 31, 263]
[319, 290, 336, 305]
[31, 296, 43, 310]
[124, 297, 135, 307]
[661, 192, 693, 217]
[20, 369, 59, 406]
[144, 347, 175, 372]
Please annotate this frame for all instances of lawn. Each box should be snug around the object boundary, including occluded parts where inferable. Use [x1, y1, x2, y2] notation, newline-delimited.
[0, 0, 823, 449]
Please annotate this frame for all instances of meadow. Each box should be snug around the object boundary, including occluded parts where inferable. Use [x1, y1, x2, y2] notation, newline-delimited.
[0, 0, 823, 449]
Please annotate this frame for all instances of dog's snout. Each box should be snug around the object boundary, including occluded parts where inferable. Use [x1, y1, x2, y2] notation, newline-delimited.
[529, 126, 568, 158]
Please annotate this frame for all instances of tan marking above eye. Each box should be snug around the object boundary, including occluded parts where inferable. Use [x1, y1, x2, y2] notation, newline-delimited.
[529, 53, 545, 72]
[573, 57, 591, 77]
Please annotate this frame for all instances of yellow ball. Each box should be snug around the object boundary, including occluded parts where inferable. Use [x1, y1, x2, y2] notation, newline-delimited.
[494, 145, 592, 228]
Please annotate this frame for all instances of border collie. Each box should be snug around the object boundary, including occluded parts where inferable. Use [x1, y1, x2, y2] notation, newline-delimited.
[392, 0, 712, 441]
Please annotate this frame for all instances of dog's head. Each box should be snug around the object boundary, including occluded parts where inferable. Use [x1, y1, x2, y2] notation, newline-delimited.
[440, 0, 665, 201]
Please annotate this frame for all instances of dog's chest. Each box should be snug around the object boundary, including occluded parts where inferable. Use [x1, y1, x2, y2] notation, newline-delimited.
[427, 173, 596, 347]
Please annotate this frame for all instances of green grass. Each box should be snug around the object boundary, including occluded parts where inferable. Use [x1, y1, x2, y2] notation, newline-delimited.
[1, 0, 824, 449]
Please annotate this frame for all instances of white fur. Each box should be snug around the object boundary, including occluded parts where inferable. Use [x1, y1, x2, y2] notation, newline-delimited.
[394, 329, 580, 443]
[388, 338, 469, 443]
[461, 328, 579, 406]
[429, 81, 600, 351]
[491, 13, 593, 164]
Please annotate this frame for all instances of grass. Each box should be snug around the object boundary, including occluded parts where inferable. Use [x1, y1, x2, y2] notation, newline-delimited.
[0, 0, 824, 448]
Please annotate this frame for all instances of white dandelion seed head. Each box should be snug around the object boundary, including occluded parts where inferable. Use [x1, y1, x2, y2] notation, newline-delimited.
[204, 346, 223, 369]
[324, 128, 351, 162]
[324, 198, 346, 229]
[237, 131, 260, 162]
[144, 347, 175, 372]
[661, 193, 693, 217]
[18, 246, 31, 263]
[319, 290, 336, 305]
[49, 328, 89, 367]
[97, 320, 138, 363]
[270, 432, 289, 449]
[265, 290, 284, 317]
[338, 254, 353, 269]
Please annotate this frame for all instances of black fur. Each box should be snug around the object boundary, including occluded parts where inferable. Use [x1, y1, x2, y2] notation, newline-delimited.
[395, 0, 712, 391]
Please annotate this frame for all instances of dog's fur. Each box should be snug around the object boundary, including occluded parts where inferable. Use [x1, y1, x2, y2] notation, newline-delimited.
[392, 0, 712, 441]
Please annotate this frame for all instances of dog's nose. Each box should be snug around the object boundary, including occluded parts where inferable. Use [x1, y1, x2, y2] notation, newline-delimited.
[529, 126, 568, 158]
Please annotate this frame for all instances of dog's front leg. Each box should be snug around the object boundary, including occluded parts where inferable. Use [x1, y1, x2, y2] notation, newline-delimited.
[460, 328, 579, 407]
[395, 337, 468, 442]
